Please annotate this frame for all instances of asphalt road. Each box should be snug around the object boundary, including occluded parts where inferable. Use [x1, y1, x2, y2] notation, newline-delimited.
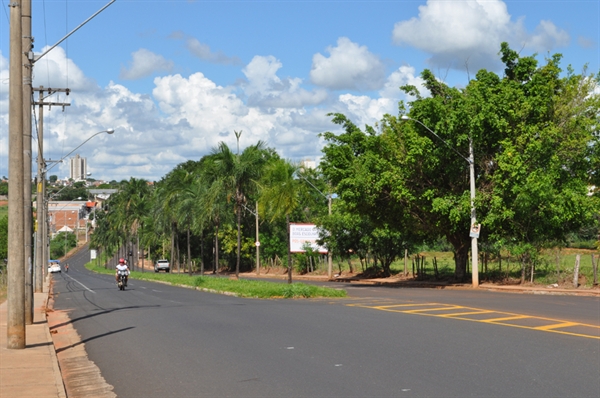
[52, 250, 600, 397]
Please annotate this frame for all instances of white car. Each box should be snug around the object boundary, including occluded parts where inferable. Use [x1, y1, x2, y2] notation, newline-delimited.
[48, 263, 61, 273]
[154, 259, 170, 273]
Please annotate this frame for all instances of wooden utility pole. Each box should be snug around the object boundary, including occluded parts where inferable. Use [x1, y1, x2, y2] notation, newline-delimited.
[22, 0, 33, 325]
[7, 0, 25, 349]
[33, 87, 70, 294]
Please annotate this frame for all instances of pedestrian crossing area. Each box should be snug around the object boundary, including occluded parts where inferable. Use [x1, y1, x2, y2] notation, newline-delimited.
[322, 298, 600, 340]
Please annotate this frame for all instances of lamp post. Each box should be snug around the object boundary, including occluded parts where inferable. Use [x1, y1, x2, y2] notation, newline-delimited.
[297, 174, 336, 280]
[401, 116, 479, 288]
[35, 129, 113, 292]
[242, 202, 261, 275]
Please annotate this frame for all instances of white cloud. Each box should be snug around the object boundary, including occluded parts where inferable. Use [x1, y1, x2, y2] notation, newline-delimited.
[310, 37, 386, 91]
[379, 65, 426, 100]
[392, 0, 570, 72]
[528, 20, 569, 50]
[243, 55, 329, 108]
[185, 37, 242, 66]
[33, 46, 96, 91]
[0, 44, 418, 182]
[119, 49, 174, 80]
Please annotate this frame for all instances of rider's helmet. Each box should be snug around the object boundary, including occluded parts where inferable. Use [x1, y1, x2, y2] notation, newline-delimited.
[119, 258, 125, 264]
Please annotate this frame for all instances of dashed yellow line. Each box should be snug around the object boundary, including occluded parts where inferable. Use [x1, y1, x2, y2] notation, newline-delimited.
[535, 322, 579, 331]
[347, 301, 600, 340]
[482, 315, 531, 323]
[439, 310, 493, 317]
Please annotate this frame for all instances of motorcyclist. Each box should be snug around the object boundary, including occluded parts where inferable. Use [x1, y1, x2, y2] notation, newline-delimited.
[115, 258, 129, 287]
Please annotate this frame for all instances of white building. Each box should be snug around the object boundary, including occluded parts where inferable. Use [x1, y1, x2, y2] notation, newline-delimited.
[69, 154, 87, 181]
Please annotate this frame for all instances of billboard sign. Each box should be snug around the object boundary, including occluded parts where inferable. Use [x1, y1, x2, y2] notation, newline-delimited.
[290, 223, 328, 254]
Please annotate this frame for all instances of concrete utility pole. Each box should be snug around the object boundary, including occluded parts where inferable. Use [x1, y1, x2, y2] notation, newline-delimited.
[7, 0, 25, 349]
[33, 87, 70, 294]
[255, 201, 260, 275]
[22, 0, 33, 325]
[327, 193, 333, 279]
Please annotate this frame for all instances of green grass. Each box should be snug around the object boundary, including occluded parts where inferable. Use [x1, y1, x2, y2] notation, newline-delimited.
[382, 249, 599, 287]
[86, 262, 347, 299]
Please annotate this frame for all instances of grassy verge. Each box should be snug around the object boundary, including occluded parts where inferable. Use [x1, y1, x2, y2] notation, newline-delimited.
[86, 262, 347, 299]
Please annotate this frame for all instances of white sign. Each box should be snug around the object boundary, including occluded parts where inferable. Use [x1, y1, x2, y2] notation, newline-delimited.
[469, 223, 481, 239]
[289, 223, 328, 254]
[90, 249, 97, 260]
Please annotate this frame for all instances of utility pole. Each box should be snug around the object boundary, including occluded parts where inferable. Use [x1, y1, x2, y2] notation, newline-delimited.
[255, 201, 260, 275]
[327, 193, 333, 280]
[22, 0, 33, 325]
[33, 87, 70, 294]
[7, 0, 25, 349]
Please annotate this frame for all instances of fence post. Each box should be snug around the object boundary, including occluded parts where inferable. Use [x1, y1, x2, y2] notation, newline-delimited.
[592, 254, 598, 286]
[573, 254, 581, 288]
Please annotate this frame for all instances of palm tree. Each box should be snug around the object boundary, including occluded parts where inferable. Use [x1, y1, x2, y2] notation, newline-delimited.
[118, 178, 152, 269]
[259, 158, 302, 283]
[205, 140, 270, 277]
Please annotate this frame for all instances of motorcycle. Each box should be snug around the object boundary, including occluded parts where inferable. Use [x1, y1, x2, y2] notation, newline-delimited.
[117, 271, 128, 291]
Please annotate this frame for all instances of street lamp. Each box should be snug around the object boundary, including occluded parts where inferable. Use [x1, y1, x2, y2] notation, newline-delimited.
[401, 115, 479, 288]
[45, 129, 115, 174]
[297, 173, 337, 280]
[241, 202, 261, 276]
[35, 129, 114, 293]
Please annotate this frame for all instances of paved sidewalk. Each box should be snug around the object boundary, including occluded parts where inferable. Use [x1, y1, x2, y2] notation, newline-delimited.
[0, 279, 67, 398]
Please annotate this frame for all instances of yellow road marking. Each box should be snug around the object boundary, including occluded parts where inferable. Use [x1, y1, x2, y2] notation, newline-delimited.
[344, 301, 600, 340]
[535, 322, 579, 330]
[483, 315, 531, 323]
[403, 306, 463, 313]
[439, 310, 494, 317]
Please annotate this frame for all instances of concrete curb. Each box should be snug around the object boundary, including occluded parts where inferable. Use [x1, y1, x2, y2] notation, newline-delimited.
[43, 279, 68, 398]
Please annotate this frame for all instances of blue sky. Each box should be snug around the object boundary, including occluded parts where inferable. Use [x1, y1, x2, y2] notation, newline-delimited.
[0, 0, 598, 181]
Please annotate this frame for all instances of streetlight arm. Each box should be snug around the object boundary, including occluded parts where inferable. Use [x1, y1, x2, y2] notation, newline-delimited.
[33, 0, 116, 63]
[401, 116, 471, 164]
[46, 129, 114, 173]
[297, 173, 327, 199]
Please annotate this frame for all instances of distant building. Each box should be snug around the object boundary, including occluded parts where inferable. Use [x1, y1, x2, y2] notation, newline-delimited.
[69, 154, 87, 181]
[300, 159, 316, 170]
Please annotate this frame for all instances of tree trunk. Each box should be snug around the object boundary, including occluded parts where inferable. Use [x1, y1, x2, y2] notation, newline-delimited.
[176, 231, 180, 273]
[200, 232, 204, 276]
[170, 223, 175, 274]
[453, 246, 469, 281]
[187, 225, 192, 276]
[573, 254, 580, 288]
[287, 215, 292, 284]
[236, 193, 242, 278]
[214, 222, 220, 275]
[448, 234, 469, 281]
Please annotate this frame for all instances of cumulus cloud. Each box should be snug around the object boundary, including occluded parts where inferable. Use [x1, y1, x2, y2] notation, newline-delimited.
[185, 37, 242, 66]
[379, 65, 426, 100]
[310, 37, 386, 91]
[578, 36, 595, 49]
[120, 48, 174, 80]
[242, 55, 329, 108]
[33, 46, 97, 91]
[392, 0, 569, 72]
[0, 43, 418, 182]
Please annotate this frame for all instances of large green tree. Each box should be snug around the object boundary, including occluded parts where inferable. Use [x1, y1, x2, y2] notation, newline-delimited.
[259, 158, 304, 283]
[322, 43, 599, 281]
[204, 141, 271, 277]
[320, 114, 423, 276]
